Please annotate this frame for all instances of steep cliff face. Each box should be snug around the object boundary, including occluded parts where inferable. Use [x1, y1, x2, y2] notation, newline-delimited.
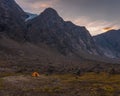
[94, 30, 120, 58]
[27, 8, 102, 56]
[0, 0, 28, 41]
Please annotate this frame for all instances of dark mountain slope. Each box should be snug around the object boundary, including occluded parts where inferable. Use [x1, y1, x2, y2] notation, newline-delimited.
[27, 8, 102, 56]
[0, 0, 28, 41]
[0, 37, 119, 74]
[94, 29, 120, 58]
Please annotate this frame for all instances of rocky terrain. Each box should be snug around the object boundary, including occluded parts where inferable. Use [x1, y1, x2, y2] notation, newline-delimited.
[94, 29, 120, 58]
[27, 8, 102, 56]
[0, 0, 28, 41]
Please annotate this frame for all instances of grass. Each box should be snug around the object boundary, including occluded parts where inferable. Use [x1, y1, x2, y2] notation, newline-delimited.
[0, 72, 120, 96]
[0, 79, 4, 90]
[50, 72, 120, 95]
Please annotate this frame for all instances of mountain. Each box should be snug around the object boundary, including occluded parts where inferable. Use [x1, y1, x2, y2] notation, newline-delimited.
[0, 0, 28, 41]
[0, 0, 119, 75]
[27, 8, 102, 56]
[94, 29, 120, 58]
[0, 0, 104, 59]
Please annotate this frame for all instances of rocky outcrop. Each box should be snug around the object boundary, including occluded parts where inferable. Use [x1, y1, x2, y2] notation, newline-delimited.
[0, 0, 28, 41]
[94, 30, 120, 58]
[27, 8, 102, 56]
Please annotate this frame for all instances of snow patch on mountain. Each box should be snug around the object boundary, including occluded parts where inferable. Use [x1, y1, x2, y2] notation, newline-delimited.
[25, 12, 37, 22]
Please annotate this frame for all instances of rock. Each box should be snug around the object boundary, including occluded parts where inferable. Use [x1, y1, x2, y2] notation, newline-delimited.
[0, 0, 28, 41]
[94, 29, 120, 58]
[27, 8, 102, 56]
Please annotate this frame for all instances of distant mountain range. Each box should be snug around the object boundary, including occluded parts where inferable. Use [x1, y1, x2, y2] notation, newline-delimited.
[94, 30, 120, 58]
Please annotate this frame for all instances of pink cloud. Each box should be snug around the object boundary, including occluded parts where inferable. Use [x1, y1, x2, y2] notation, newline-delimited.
[66, 16, 119, 35]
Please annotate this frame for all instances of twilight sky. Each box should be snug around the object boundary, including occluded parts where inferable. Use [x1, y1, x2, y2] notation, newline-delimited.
[15, 0, 120, 35]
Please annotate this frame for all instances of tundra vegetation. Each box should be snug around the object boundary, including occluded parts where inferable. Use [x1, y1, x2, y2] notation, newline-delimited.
[0, 71, 120, 96]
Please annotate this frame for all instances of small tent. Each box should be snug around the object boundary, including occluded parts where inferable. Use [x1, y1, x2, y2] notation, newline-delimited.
[32, 72, 40, 77]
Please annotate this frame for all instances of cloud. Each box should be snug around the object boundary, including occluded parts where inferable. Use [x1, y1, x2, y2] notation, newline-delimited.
[66, 16, 119, 36]
[67, 16, 119, 35]
[102, 27, 115, 32]
[15, 0, 59, 14]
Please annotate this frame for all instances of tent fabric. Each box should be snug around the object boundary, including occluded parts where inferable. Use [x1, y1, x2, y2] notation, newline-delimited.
[32, 72, 40, 77]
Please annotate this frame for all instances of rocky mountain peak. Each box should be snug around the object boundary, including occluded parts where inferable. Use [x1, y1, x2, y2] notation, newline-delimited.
[42, 8, 58, 15]
[39, 8, 64, 24]
[27, 8, 103, 56]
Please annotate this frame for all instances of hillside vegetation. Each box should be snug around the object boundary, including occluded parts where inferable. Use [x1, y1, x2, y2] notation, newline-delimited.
[0, 72, 120, 96]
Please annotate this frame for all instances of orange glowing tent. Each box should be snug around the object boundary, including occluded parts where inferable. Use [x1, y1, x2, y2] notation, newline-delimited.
[32, 72, 40, 77]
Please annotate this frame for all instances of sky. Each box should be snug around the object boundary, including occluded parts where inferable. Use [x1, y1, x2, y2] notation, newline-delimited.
[15, 0, 120, 36]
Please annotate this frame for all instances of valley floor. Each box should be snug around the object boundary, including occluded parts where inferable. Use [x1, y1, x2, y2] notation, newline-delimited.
[0, 72, 120, 96]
